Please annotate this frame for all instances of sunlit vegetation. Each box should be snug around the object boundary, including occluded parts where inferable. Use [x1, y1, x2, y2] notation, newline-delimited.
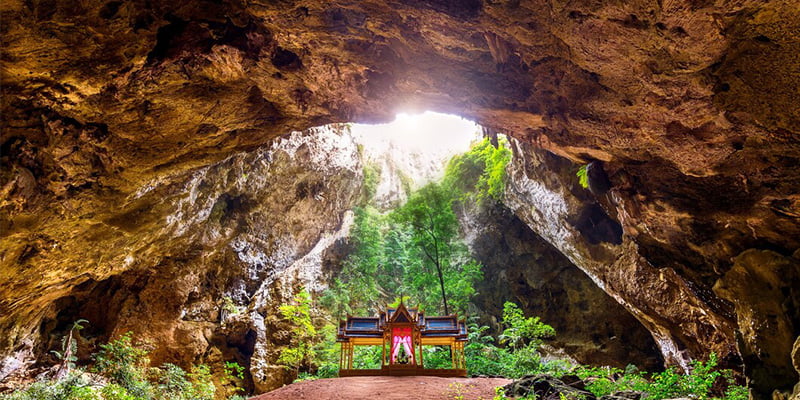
[4, 137, 749, 400]
[573, 353, 747, 400]
[1, 332, 246, 400]
[277, 290, 317, 370]
[576, 164, 589, 189]
[291, 137, 748, 400]
[445, 137, 512, 204]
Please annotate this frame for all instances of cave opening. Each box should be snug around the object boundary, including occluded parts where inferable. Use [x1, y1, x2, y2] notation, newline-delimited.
[10, 109, 665, 395]
[349, 110, 482, 188]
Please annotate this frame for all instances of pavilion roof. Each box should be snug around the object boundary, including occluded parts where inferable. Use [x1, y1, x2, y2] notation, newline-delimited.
[337, 304, 467, 342]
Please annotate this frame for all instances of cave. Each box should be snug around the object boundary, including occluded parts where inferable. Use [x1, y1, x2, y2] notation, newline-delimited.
[1, 1, 800, 399]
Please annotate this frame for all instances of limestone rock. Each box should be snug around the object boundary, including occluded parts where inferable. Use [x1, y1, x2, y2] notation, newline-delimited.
[464, 201, 663, 370]
[2, 0, 799, 396]
[714, 250, 800, 397]
[504, 374, 595, 400]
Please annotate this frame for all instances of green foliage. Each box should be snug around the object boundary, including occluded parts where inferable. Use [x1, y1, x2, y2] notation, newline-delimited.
[320, 206, 387, 317]
[221, 296, 240, 316]
[4, 339, 219, 400]
[423, 346, 454, 369]
[576, 164, 589, 189]
[448, 382, 471, 400]
[497, 302, 556, 377]
[309, 324, 340, 379]
[462, 305, 557, 379]
[352, 346, 382, 369]
[322, 183, 483, 317]
[185, 365, 216, 400]
[220, 361, 246, 397]
[101, 384, 139, 400]
[724, 381, 749, 400]
[575, 353, 747, 400]
[278, 289, 318, 369]
[92, 332, 151, 398]
[391, 182, 483, 315]
[154, 363, 190, 398]
[51, 319, 88, 363]
[445, 137, 512, 203]
[361, 162, 381, 204]
[499, 302, 556, 350]
[464, 324, 513, 377]
[224, 361, 245, 381]
[0, 372, 99, 400]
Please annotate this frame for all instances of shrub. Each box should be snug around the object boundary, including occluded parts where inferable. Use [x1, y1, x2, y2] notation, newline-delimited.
[576, 353, 747, 400]
[278, 289, 318, 370]
[445, 137, 512, 204]
[92, 332, 151, 398]
[100, 384, 139, 400]
[0, 372, 99, 400]
[185, 365, 215, 400]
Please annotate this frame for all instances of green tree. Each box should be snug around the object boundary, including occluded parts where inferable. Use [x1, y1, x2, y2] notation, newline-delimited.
[391, 182, 482, 315]
[445, 137, 511, 204]
[278, 289, 318, 370]
[393, 183, 458, 314]
[320, 206, 386, 317]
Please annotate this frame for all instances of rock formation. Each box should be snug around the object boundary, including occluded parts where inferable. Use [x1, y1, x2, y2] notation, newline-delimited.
[2, 0, 799, 398]
[463, 201, 664, 371]
[0, 126, 364, 393]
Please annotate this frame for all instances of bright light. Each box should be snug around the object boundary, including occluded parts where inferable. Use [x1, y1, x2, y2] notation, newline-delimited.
[349, 112, 482, 197]
[350, 111, 481, 158]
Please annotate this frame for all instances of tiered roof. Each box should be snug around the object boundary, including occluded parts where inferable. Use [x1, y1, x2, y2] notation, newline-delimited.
[337, 303, 467, 342]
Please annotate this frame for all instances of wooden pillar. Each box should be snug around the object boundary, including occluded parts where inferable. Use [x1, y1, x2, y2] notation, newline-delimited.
[339, 342, 344, 371]
[458, 341, 466, 369]
[348, 343, 354, 370]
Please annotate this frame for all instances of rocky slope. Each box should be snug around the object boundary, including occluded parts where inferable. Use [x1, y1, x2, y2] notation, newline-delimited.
[2, 0, 799, 398]
[0, 126, 363, 393]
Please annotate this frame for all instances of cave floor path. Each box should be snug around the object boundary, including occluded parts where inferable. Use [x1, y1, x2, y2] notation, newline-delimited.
[250, 376, 511, 400]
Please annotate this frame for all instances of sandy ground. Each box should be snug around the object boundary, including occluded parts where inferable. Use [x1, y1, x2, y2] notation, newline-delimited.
[251, 376, 511, 400]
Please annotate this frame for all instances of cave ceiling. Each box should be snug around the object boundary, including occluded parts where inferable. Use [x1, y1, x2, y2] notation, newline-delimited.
[1, 0, 799, 394]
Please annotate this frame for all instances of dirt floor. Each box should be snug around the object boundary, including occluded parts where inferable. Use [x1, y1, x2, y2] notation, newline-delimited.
[251, 376, 511, 400]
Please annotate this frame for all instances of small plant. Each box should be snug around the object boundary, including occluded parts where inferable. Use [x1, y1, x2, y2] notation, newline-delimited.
[724, 380, 749, 400]
[51, 319, 89, 379]
[223, 361, 246, 394]
[575, 353, 746, 400]
[224, 361, 245, 380]
[3, 333, 232, 400]
[447, 382, 474, 400]
[294, 372, 319, 382]
[576, 164, 589, 189]
[155, 363, 190, 398]
[186, 364, 216, 400]
[499, 302, 555, 350]
[494, 386, 508, 400]
[100, 384, 138, 400]
[221, 296, 240, 317]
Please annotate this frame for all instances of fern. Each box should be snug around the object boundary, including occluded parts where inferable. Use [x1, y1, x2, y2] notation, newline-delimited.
[576, 165, 589, 189]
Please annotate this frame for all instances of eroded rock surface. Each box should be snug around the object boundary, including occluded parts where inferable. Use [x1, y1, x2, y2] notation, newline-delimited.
[2, 0, 799, 397]
[0, 126, 363, 392]
[463, 201, 663, 370]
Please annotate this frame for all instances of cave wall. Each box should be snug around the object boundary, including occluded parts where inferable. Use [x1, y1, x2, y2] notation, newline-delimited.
[505, 138, 798, 398]
[462, 201, 664, 370]
[1, 126, 363, 393]
[2, 0, 799, 397]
